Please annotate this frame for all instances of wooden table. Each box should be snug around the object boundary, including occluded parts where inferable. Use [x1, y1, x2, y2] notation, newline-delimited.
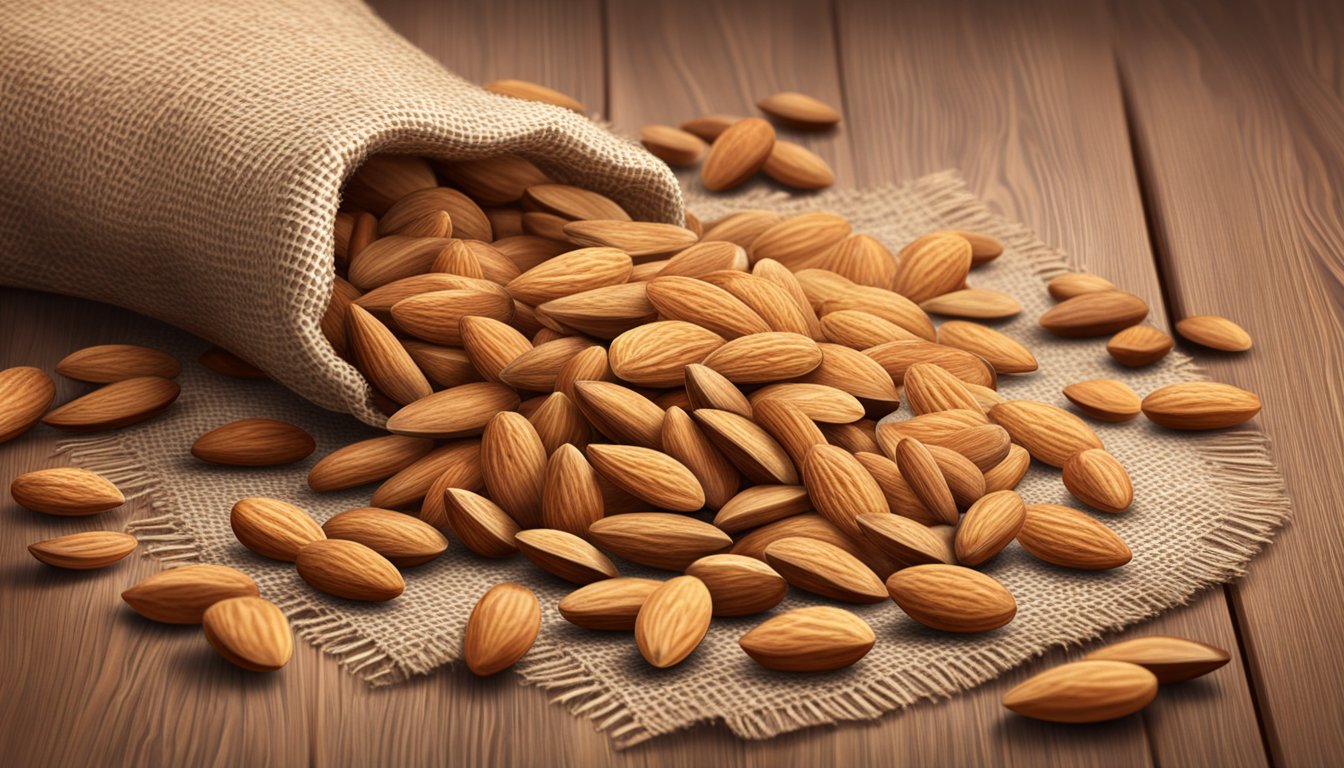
[3, 0, 1342, 765]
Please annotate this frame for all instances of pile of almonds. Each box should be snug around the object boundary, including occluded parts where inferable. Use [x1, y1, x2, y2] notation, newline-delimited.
[1, 86, 1262, 719]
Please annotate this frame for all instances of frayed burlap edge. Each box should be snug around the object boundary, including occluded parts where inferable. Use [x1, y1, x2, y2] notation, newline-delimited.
[53, 170, 1291, 749]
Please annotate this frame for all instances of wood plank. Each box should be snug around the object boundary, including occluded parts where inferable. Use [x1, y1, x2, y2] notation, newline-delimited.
[1116, 1, 1344, 765]
[836, 0, 1265, 765]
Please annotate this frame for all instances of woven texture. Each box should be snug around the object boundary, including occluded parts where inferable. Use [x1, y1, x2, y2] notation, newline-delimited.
[0, 0, 682, 426]
[53, 171, 1289, 748]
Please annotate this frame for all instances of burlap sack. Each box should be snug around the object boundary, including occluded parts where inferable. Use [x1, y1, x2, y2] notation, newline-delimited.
[0, 0, 681, 426]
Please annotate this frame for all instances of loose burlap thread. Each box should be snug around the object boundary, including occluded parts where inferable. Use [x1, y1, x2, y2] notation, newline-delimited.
[49, 172, 1289, 748]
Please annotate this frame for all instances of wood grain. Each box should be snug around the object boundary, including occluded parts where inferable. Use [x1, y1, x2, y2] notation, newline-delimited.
[1117, 1, 1344, 764]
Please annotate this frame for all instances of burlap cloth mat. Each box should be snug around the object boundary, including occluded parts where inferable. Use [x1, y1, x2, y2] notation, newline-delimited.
[41, 172, 1285, 748]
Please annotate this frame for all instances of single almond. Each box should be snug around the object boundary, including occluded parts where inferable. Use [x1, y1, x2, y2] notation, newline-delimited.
[681, 114, 743, 142]
[438, 488, 520, 557]
[661, 406, 740, 509]
[904, 362, 983, 415]
[522, 185, 632, 225]
[752, 214, 853, 270]
[10, 467, 124, 516]
[296, 539, 405, 601]
[1047, 272, 1117, 300]
[433, 238, 486, 278]
[551, 345, 615, 402]
[701, 117, 775, 191]
[1019, 503, 1132, 570]
[1084, 636, 1232, 683]
[685, 554, 787, 616]
[573, 380, 665, 448]
[121, 564, 260, 623]
[926, 444, 986, 510]
[887, 564, 1016, 632]
[0, 366, 56, 442]
[983, 444, 1031, 493]
[892, 233, 973, 303]
[954, 490, 1026, 565]
[347, 236, 450, 289]
[863, 339, 995, 388]
[588, 513, 731, 570]
[699, 270, 815, 337]
[230, 497, 326, 561]
[635, 576, 713, 668]
[794, 343, 901, 414]
[820, 421, 881, 454]
[202, 596, 293, 672]
[699, 209, 782, 248]
[322, 507, 448, 567]
[1176, 315, 1252, 352]
[28, 530, 137, 570]
[937, 321, 1037, 374]
[1107, 325, 1174, 367]
[1063, 449, 1133, 513]
[750, 382, 866, 424]
[876, 410, 988, 449]
[480, 412, 548, 528]
[929, 424, 1012, 472]
[485, 79, 585, 112]
[56, 344, 179, 383]
[893, 437, 959, 525]
[740, 606, 874, 672]
[1003, 660, 1158, 723]
[920, 289, 1022, 320]
[701, 332, 823, 383]
[1040, 291, 1149, 337]
[819, 234, 895, 288]
[441, 317, 523, 384]
[749, 258, 827, 339]
[353, 273, 488, 319]
[563, 220, 699, 257]
[392, 286, 515, 346]
[694, 408, 798, 484]
[374, 439, 483, 509]
[380, 188, 481, 239]
[756, 91, 841, 128]
[659, 241, 749, 278]
[41, 376, 180, 431]
[937, 231, 1003, 265]
[585, 444, 706, 512]
[712, 485, 811, 533]
[464, 582, 542, 676]
[683, 363, 753, 417]
[540, 443, 604, 536]
[640, 124, 708, 165]
[308, 435, 433, 493]
[498, 336, 596, 392]
[856, 513, 952, 565]
[558, 577, 662, 630]
[751, 398, 828, 471]
[761, 141, 835, 189]
[440, 155, 551, 206]
[348, 305, 433, 405]
[989, 400, 1104, 467]
[191, 418, 315, 467]
[819, 309, 921, 349]
[529, 392, 592, 454]
[1063, 379, 1143, 422]
[764, 536, 888, 604]
[343, 154, 436, 215]
[608, 320, 726, 387]
[647, 276, 771, 338]
[801, 444, 889, 540]
[853, 452, 940, 525]
[505, 247, 632, 306]
[1141, 382, 1262, 430]
[385, 382, 520, 439]
[514, 528, 618, 584]
[536, 283, 656, 340]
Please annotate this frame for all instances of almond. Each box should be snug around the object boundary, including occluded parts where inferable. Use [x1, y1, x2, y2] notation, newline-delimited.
[922, 288, 1021, 321]
[563, 220, 699, 257]
[480, 412, 548, 528]
[750, 382, 865, 425]
[536, 283, 656, 340]
[740, 606, 874, 672]
[433, 238, 487, 278]
[1084, 636, 1231, 683]
[347, 305, 432, 406]
[983, 444, 1031, 492]
[750, 213, 852, 269]
[573, 381, 665, 448]
[403, 341, 484, 389]
[750, 258, 827, 338]
[853, 451, 939, 525]
[438, 488, 520, 557]
[937, 321, 1037, 374]
[440, 155, 551, 206]
[381, 187, 490, 240]
[801, 444, 889, 539]
[1176, 315, 1252, 352]
[122, 564, 260, 623]
[320, 277, 359, 359]
[681, 114, 743, 142]
[756, 91, 841, 128]
[1040, 291, 1149, 337]
[936, 231, 1002, 265]
[498, 336, 597, 392]
[888, 564, 1016, 632]
[230, 497, 325, 561]
[523, 184, 630, 223]
[929, 424, 1012, 472]
[308, 435, 434, 492]
[191, 418, 315, 466]
[659, 241, 749, 278]
[1047, 272, 1117, 300]
[685, 554, 787, 616]
[353, 273, 481, 318]
[540, 444, 605, 536]
[10, 467, 124, 516]
[486, 79, 585, 112]
[56, 344, 180, 383]
[549, 346, 614, 402]
[506, 247, 632, 305]
[344, 154, 436, 214]
[41, 376, 180, 431]
[701, 117, 775, 191]
[529, 392, 592, 454]
[392, 286, 515, 346]
[730, 512, 893, 575]
[374, 439, 482, 509]
[820, 310, 920, 349]
[1107, 325, 1174, 367]
[876, 410, 988, 449]
[820, 421, 881, 454]
[988, 400, 1103, 467]
[647, 276, 770, 339]
[0, 366, 56, 442]
[863, 339, 995, 388]
[926, 443, 986, 510]
[712, 485, 811, 533]
[694, 408, 798, 484]
[347, 236, 450, 289]
[635, 576, 713, 668]
[558, 577, 661, 631]
[28, 530, 137, 569]
[904, 362, 983, 415]
[954, 490, 1026, 565]
[761, 141, 835, 189]
[817, 234, 895, 288]
[385, 382, 520, 439]
[1003, 660, 1157, 723]
[1063, 379, 1143, 422]
[793, 344, 901, 414]
[892, 233, 972, 303]
[893, 437, 959, 525]
[701, 332, 823, 383]
[296, 539, 404, 601]
[1141, 382, 1262, 430]
[1063, 449, 1133, 513]
[464, 583, 542, 676]
[446, 240, 524, 284]
[514, 528, 618, 584]
[322, 507, 448, 567]
[588, 513, 731, 570]
[750, 398, 828, 471]
[585, 444, 705, 512]
[640, 124, 708, 165]
[701, 209, 783, 246]
[608, 320, 726, 387]
[1019, 503, 1132, 570]
[856, 513, 952, 565]
[661, 406, 739, 509]
[202, 596, 293, 672]
[387, 209, 452, 241]
[683, 363, 754, 417]
[700, 270, 816, 337]
[764, 536, 887, 604]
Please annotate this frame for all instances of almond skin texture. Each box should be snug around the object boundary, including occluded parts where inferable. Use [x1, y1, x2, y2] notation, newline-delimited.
[439, 489, 520, 558]
[558, 577, 662, 630]
[712, 485, 812, 533]
[661, 406, 740, 510]
[459, 315, 533, 383]
[983, 445, 1031, 493]
[202, 597, 293, 672]
[56, 344, 180, 383]
[684, 364, 755, 418]
[801, 444, 890, 540]
[586, 444, 706, 512]
[820, 310, 920, 349]
[1003, 660, 1158, 723]
[230, 497, 326, 561]
[308, 435, 434, 492]
[700, 332, 823, 384]
[506, 247, 633, 305]
[499, 336, 597, 391]
[1019, 503, 1132, 570]
[730, 513, 894, 576]
[347, 304, 433, 405]
[920, 288, 1022, 320]
[988, 400, 1104, 468]
[955, 490, 1026, 566]
[1063, 380, 1143, 422]
[685, 554, 788, 616]
[764, 536, 888, 604]
[1176, 315, 1252, 352]
[1107, 325, 1174, 367]
[751, 380, 870, 423]
[322, 507, 449, 567]
[391, 286, 515, 346]
[10, 467, 124, 516]
[480, 412, 548, 529]
[932, 424, 1012, 472]
[385, 382, 521, 439]
[376, 439, 483, 510]
[587, 513, 731, 571]
[522, 184, 629, 222]
[608, 321, 727, 387]
[295, 539, 404, 601]
[514, 528, 619, 584]
[573, 381, 665, 449]
[0, 366, 56, 442]
[740, 606, 876, 672]
[856, 513, 953, 566]
[191, 418, 316, 467]
[751, 398, 828, 470]
[1039, 291, 1149, 337]
[1141, 382, 1262, 430]
[541, 444, 605, 537]
[756, 91, 841, 129]
[893, 438, 959, 526]
[702, 118, 776, 191]
[694, 408, 799, 485]
[465, 583, 542, 676]
[1085, 636, 1232, 683]
[562, 220, 699, 257]
[646, 276, 771, 339]
[863, 339, 994, 387]
[41, 376, 180, 431]
[121, 564, 260, 624]
[892, 232, 973, 304]
[1063, 449, 1134, 513]
[937, 321, 1038, 374]
[903, 362, 983, 415]
[28, 531, 138, 570]
[635, 576, 713, 668]
[817, 234, 896, 289]
[887, 564, 1017, 633]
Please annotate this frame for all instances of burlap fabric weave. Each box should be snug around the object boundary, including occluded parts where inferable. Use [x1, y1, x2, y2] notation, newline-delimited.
[47, 172, 1287, 747]
[0, 0, 681, 427]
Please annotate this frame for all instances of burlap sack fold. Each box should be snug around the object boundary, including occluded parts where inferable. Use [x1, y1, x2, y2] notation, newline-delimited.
[0, 0, 682, 426]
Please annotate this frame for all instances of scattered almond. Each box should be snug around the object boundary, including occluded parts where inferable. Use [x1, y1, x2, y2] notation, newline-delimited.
[1141, 382, 1262, 430]
[739, 606, 875, 672]
[701, 118, 776, 191]
[635, 575, 713, 668]
[1084, 636, 1231, 683]
[640, 124, 708, 165]
[202, 596, 293, 672]
[1107, 325, 1174, 367]
[464, 582, 542, 675]
[588, 513, 730, 571]
[1063, 449, 1134, 513]
[41, 376, 180, 431]
[1018, 503, 1132, 570]
[230, 497, 326, 561]
[191, 418, 315, 466]
[0, 366, 56, 442]
[322, 507, 448, 567]
[1063, 379, 1142, 422]
[764, 536, 888, 604]
[1003, 660, 1157, 723]
[28, 530, 138, 570]
[887, 564, 1017, 633]
[10, 467, 124, 516]
[514, 528, 618, 584]
[1176, 315, 1252, 352]
[295, 539, 405, 601]
[988, 400, 1103, 468]
[954, 490, 1026, 566]
[559, 577, 662, 631]
[122, 564, 260, 624]
[756, 91, 841, 129]
[1039, 291, 1149, 337]
[685, 554, 788, 616]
